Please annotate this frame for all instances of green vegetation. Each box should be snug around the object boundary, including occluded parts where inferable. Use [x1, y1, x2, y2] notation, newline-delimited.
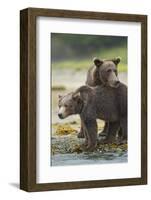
[52, 46, 127, 72]
[51, 33, 127, 72]
[51, 33, 127, 62]
[52, 85, 66, 91]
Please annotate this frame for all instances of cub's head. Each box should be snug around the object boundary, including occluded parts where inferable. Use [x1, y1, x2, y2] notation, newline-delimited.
[93, 57, 121, 88]
[58, 92, 82, 119]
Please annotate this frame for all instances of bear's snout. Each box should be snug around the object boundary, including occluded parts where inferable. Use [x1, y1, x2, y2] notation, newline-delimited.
[58, 113, 64, 119]
[111, 80, 120, 88]
[58, 106, 66, 119]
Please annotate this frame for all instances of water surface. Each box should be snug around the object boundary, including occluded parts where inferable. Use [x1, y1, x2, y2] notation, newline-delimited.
[52, 151, 127, 166]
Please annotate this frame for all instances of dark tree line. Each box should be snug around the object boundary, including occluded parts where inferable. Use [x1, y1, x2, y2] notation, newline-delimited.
[51, 33, 127, 61]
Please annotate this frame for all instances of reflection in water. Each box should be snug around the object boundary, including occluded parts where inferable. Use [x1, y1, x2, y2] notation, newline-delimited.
[52, 151, 127, 166]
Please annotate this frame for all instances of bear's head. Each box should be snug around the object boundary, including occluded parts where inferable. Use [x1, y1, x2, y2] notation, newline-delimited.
[58, 92, 82, 119]
[93, 57, 121, 88]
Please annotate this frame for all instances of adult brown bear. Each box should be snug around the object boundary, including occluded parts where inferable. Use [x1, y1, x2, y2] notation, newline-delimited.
[58, 82, 127, 151]
[78, 57, 123, 139]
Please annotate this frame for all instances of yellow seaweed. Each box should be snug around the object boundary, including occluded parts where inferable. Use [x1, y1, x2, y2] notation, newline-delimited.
[55, 124, 77, 136]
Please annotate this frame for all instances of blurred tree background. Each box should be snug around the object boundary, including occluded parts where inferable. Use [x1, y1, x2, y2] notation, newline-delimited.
[51, 33, 127, 72]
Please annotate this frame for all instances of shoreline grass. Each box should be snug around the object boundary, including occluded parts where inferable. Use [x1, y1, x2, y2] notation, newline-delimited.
[52, 46, 127, 72]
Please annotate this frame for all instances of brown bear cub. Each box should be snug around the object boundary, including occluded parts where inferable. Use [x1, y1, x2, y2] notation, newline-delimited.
[58, 82, 127, 151]
[86, 57, 120, 87]
[78, 57, 122, 139]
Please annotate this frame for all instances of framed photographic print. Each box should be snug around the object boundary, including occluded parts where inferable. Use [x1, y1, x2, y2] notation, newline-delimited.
[20, 8, 147, 191]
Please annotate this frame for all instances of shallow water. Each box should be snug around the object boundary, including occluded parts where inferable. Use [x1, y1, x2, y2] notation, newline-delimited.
[51, 151, 127, 166]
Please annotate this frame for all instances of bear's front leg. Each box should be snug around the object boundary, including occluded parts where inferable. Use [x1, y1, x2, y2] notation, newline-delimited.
[82, 118, 98, 151]
[77, 119, 85, 138]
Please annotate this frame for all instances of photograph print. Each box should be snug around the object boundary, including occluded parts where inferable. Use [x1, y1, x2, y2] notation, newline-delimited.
[51, 33, 127, 166]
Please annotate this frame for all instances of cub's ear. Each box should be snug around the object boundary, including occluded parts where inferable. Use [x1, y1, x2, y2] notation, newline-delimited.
[72, 92, 80, 100]
[93, 57, 103, 67]
[58, 94, 62, 99]
[112, 57, 121, 65]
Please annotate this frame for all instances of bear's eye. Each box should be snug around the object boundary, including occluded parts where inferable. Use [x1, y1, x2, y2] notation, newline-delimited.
[114, 69, 118, 75]
[64, 104, 68, 108]
[107, 69, 111, 73]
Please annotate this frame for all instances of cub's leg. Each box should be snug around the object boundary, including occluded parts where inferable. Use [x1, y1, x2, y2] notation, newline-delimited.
[106, 121, 120, 143]
[82, 120, 109, 138]
[99, 121, 109, 137]
[99, 121, 120, 144]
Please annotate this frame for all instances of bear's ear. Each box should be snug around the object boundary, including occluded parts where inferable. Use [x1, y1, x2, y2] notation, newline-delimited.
[93, 57, 103, 67]
[112, 57, 121, 65]
[72, 92, 80, 100]
[58, 94, 62, 99]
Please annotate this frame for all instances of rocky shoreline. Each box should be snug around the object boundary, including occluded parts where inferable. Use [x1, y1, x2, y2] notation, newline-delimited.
[52, 134, 127, 155]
